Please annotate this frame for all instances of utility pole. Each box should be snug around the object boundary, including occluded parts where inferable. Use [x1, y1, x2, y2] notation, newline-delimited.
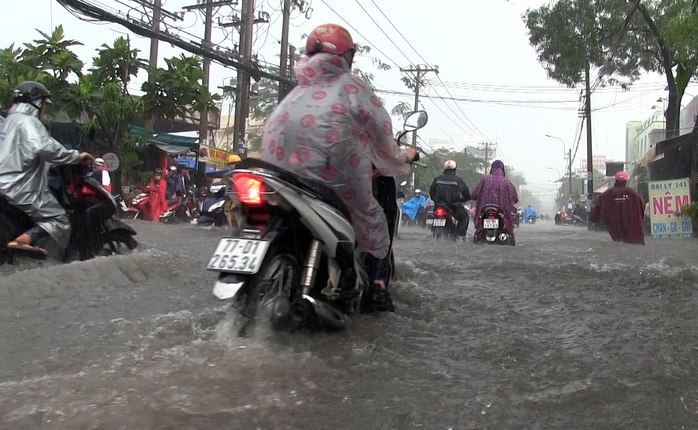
[400, 64, 439, 190]
[200, 0, 214, 149]
[278, 0, 292, 102]
[227, 0, 268, 158]
[484, 142, 490, 166]
[584, 64, 593, 229]
[567, 148, 573, 203]
[144, 0, 161, 132]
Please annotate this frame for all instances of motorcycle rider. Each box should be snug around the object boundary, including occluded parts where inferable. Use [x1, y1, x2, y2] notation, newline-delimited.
[142, 168, 168, 222]
[209, 154, 242, 229]
[524, 205, 536, 223]
[0, 81, 93, 257]
[471, 160, 519, 243]
[590, 171, 645, 244]
[400, 189, 427, 226]
[259, 23, 418, 307]
[429, 159, 472, 238]
[92, 157, 112, 194]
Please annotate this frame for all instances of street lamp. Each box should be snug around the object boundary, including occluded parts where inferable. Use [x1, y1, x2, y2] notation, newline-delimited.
[545, 134, 572, 203]
[547, 166, 562, 179]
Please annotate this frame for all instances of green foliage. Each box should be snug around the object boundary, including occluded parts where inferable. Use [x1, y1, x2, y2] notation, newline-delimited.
[141, 54, 220, 124]
[678, 201, 698, 220]
[523, 0, 640, 88]
[524, 0, 698, 138]
[0, 27, 217, 153]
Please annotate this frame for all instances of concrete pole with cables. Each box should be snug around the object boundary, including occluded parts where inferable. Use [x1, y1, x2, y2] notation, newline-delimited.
[401, 64, 439, 190]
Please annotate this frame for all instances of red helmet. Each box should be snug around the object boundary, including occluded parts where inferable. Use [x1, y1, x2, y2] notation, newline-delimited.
[305, 24, 356, 56]
[615, 171, 628, 181]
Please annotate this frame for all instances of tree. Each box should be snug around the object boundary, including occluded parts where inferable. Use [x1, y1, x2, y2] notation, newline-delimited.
[141, 54, 220, 125]
[629, 0, 698, 138]
[525, 0, 698, 140]
[523, 0, 639, 89]
[413, 147, 486, 192]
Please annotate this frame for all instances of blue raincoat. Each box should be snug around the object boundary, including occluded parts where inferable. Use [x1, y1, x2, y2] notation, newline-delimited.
[400, 195, 426, 220]
[524, 206, 536, 222]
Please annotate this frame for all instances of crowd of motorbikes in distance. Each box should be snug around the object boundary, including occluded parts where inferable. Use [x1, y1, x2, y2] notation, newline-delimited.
[397, 188, 555, 246]
[118, 174, 231, 228]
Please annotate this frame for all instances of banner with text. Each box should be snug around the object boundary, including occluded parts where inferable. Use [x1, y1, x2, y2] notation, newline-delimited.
[649, 178, 693, 239]
[199, 145, 233, 170]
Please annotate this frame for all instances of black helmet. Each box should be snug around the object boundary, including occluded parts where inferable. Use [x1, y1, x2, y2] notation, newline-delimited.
[12, 81, 53, 106]
[153, 168, 163, 175]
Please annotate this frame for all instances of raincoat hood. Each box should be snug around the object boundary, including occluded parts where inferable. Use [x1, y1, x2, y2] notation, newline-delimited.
[295, 53, 350, 86]
[490, 160, 505, 176]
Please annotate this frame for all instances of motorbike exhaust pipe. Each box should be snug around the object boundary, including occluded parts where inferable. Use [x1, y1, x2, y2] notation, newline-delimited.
[290, 294, 348, 330]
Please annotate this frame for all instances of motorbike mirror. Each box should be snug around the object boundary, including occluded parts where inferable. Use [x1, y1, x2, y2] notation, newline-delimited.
[400, 180, 408, 186]
[403, 110, 428, 131]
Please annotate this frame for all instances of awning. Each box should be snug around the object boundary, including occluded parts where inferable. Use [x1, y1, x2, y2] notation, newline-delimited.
[128, 125, 199, 154]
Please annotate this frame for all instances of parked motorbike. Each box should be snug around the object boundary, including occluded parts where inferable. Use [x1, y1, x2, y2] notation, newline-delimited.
[205, 110, 428, 335]
[0, 162, 138, 264]
[474, 204, 514, 246]
[194, 182, 227, 227]
[127, 186, 181, 222]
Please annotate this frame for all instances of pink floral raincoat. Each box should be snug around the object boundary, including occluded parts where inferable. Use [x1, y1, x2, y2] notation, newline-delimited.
[260, 53, 409, 258]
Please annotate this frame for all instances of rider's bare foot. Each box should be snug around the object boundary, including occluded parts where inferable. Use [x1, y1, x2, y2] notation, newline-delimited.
[373, 280, 387, 290]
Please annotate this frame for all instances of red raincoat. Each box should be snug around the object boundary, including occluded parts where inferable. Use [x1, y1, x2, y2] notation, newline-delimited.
[142, 178, 167, 222]
[591, 183, 645, 244]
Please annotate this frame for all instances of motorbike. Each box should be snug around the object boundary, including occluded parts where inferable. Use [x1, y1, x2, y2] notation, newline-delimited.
[474, 204, 514, 246]
[205, 110, 428, 335]
[194, 182, 227, 227]
[0, 162, 138, 264]
[430, 204, 465, 240]
[127, 186, 182, 222]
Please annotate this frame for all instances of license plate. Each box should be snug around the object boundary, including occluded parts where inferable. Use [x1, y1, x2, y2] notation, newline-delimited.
[483, 218, 499, 229]
[433, 218, 446, 227]
[206, 238, 270, 274]
[426, 218, 434, 225]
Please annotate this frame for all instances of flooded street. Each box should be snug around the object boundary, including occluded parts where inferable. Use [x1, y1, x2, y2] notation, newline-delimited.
[1, 220, 698, 429]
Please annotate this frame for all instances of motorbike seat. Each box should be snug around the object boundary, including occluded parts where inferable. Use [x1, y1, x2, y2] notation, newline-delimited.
[481, 204, 504, 212]
[236, 158, 352, 221]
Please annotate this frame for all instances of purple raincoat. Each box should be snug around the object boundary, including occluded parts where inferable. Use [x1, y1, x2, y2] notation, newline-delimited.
[260, 53, 409, 259]
[471, 161, 519, 236]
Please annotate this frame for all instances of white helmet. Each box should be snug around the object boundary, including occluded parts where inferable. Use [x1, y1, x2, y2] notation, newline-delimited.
[94, 158, 105, 167]
[415, 189, 421, 194]
[444, 159, 457, 170]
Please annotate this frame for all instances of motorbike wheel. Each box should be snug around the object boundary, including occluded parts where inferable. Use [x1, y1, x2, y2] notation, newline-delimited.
[103, 230, 138, 255]
[240, 248, 301, 334]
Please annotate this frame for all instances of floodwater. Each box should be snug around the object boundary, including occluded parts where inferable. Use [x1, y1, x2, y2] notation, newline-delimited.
[1, 220, 698, 429]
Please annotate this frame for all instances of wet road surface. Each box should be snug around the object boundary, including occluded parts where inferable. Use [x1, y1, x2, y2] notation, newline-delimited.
[1, 220, 698, 429]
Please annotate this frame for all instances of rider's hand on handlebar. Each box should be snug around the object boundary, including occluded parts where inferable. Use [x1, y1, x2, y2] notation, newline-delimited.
[405, 147, 418, 163]
[79, 152, 94, 164]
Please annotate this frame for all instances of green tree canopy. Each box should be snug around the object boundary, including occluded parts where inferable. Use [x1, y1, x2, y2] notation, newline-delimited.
[524, 0, 698, 139]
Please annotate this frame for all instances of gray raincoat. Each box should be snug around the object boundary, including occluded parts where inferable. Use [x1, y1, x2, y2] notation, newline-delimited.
[0, 103, 81, 250]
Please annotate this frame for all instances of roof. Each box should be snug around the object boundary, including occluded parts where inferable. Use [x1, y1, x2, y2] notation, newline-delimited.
[128, 125, 199, 154]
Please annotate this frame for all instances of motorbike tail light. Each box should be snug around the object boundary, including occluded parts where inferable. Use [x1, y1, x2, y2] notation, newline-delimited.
[435, 207, 445, 217]
[233, 173, 263, 206]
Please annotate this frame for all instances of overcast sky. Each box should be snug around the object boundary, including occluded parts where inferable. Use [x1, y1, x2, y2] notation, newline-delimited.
[6, 0, 696, 211]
